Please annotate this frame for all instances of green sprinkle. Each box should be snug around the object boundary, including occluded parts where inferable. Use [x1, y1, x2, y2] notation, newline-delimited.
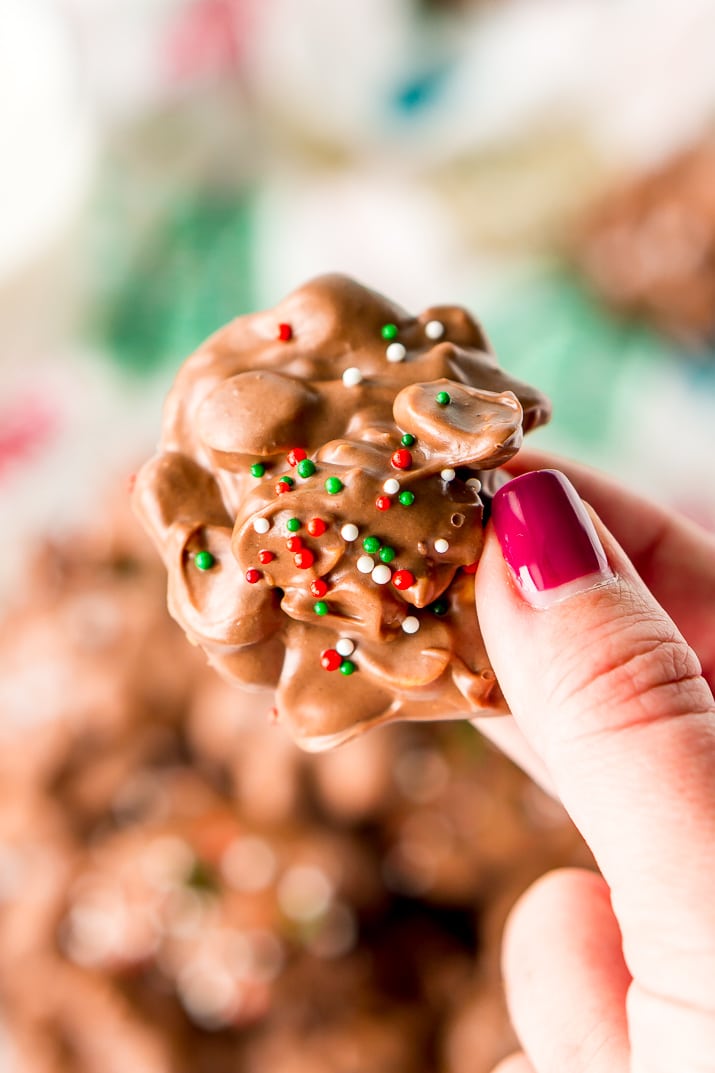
[398, 490, 415, 506]
[194, 550, 215, 571]
[313, 600, 329, 616]
[296, 458, 316, 478]
[379, 545, 396, 563]
[436, 391, 451, 406]
[381, 323, 398, 340]
[340, 659, 356, 676]
[430, 598, 449, 616]
[400, 433, 415, 447]
[279, 475, 294, 487]
[286, 517, 301, 532]
[325, 476, 344, 495]
[362, 535, 381, 554]
[250, 463, 265, 478]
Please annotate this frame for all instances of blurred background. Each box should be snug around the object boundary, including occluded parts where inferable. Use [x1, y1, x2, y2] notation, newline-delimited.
[1, 1, 715, 1070]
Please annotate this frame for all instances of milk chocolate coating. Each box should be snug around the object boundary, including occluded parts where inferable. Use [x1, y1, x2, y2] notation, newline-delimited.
[134, 275, 551, 748]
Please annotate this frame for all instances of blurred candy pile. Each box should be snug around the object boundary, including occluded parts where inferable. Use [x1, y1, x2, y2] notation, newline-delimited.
[0, 489, 592, 1072]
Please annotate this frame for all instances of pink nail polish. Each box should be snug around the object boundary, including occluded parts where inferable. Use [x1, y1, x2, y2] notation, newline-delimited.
[491, 470, 613, 607]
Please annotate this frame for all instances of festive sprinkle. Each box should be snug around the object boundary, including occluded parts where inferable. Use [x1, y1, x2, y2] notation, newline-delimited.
[425, 320, 445, 340]
[297, 459, 316, 478]
[286, 517, 301, 532]
[339, 659, 356, 676]
[462, 561, 478, 575]
[341, 523, 359, 542]
[375, 495, 392, 511]
[325, 477, 343, 495]
[245, 569, 262, 584]
[430, 598, 449, 616]
[386, 342, 406, 363]
[275, 483, 291, 495]
[362, 535, 380, 554]
[336, 638, 355, 657]
[371, 564, 392, 585]
[382, 478, 400, 495]
[286, 448, 306, 467]
[250, 463, 265, 478]
[357, 555, 374, 574]
[277, 322, 293, 342]
[391, 449, 412, 470]
[441, 468, 456, 482]
[434, 539, 450, 554]
[392, 569, 415, 591]
[379, 545, 396, 563]
[279, 475, 294, 487]
[400, 433, 416, 447]
[258, 550, 275, 564]
[402, 616, 420, 634]
[466, 477, 482, 492]
[311, 578, 328, 597]
[294, 548, 315, 569]
[313, 600, 329, 616]
[307, 518, 327, 537]
[342, 367, 363, 387]
[321, 649, 342, 671]
[253, 518, 270, 534]
[194, 551, 215, 571]
[286, 536, 303, 552]
[381, 323, 398, 340]
[436, 391, 451, 406]
[398, 490, 415, 506]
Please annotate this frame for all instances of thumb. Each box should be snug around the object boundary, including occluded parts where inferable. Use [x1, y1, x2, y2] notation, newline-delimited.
[475, 471, 715, 1053]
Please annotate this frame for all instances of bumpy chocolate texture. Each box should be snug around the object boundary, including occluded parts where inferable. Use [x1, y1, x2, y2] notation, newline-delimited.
[134, 275, 550, 748]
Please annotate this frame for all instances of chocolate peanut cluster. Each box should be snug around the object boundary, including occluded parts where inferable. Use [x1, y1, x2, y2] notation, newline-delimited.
[134, 274, 550, 747]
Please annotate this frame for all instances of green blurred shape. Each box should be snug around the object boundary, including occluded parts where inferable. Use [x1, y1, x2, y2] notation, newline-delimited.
[483, 271, 669, 447]
[99, 189, 256, 376]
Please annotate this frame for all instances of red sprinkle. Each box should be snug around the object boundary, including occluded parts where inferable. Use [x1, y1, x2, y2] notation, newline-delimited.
[275, 481, 291, 495]
[294, 548, 315, 569]
[277, 322, 293, 342]
[311, 578, 328, 597]
[287, 447, 307, 467]
[391, 449, 412, 470]
[320, 648, 342, 672]
[375, 495, 392, 511]
[462, 561, 478, 575]
[258, 550, 275, 565]
[286, 536, 303, 552]
[392, 569, 415, 591]
[307, 517, 327, 537]
[245, 568, 262, 584]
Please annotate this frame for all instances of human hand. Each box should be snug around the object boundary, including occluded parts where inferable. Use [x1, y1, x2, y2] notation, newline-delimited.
[472, 456, 715, 1073]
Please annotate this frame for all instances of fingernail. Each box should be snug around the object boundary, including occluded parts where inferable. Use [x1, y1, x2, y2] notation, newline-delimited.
[491, 469, 613, 608]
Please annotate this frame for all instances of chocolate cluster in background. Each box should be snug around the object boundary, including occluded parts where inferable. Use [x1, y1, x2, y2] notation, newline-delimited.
[0, 489, 593, 1073]
[575, 140, 715, 350]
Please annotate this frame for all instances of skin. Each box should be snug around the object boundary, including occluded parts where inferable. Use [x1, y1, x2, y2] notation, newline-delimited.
[471, 450, 715, 1073]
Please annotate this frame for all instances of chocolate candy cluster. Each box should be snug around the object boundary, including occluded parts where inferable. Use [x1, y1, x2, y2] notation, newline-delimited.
[134, 275, 550, 747]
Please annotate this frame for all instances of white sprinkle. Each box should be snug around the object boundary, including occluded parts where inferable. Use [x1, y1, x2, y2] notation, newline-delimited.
[383, 477, 400, 495]
[466, 477, 482, 492]
[425, 320, 445, 340]
[342, 366, 363, 387]
[253, 517, 270, 534]
[441, 468, 456, 482]
[357, 555, 374, 574]
[336, 638, 355, 657]
[340, 523, 359, 542]
[434, 539, 449, 554]
[371, 564, 392, 585]
[385, 342, 406, 363]
[402, 616, 420, 634]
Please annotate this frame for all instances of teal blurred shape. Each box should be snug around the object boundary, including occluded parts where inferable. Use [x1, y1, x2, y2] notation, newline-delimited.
[96, 188, 256, 376]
